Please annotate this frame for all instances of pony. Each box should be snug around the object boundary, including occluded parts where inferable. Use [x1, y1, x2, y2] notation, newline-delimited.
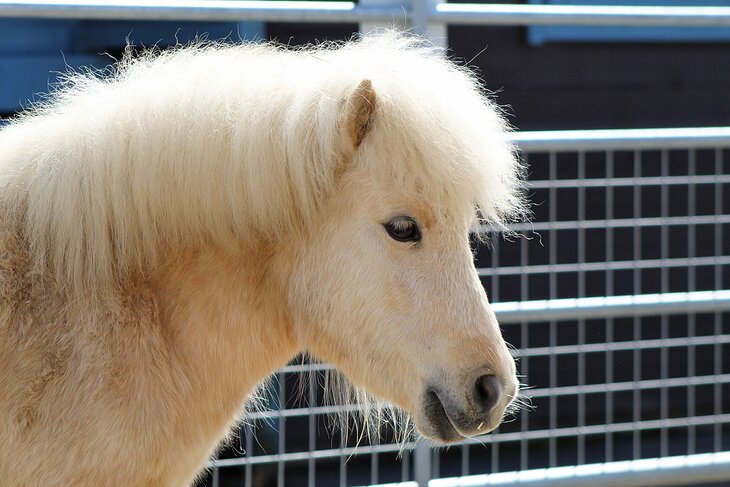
[0, 31, 526, 485]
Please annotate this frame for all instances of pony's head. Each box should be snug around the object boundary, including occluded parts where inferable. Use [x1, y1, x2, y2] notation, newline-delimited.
[287, 35, 527, 443]
[0, 30, 526, 444]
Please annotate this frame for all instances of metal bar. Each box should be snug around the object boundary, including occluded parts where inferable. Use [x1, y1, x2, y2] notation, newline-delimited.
[402, 448, 410, 482]
[414, 441, 432, 487]
[411, 0, 446, 47]
[359, 0, 407, 41]
[714, 148, 725, 453]
[575, 152, 586, 316]
[468, 413, 730, 445]
[525, 174, 730, 189]
[277, 371, 286, 487]
[244, 423, 253, 486]
[548, 316, 557, 467]
[523, 373, 730, 400]
[631, 150, 642, 459]
[659, 148, 670, 458]
[7, 1, 730, 30]
[0, 0, 402, 23]
[224, 348, 730, 419]
[605, 151, 615, 463]
[432, 3, 730, 28]
[428, 451, 730, 487]
[519, 321, 529, 470]
[514, 333, 730, 359]
[491, 237, 500, 302]
[210, 441, 417, 468]
[211, 460, 220, 487]
[462, 439, 469, 476]
[492, 289, 730, 323]
[512, 127, 730, 152]
[687, 150, 697, 456]
[660, 314, 669, 458]
[227, 337, 730, 424]
[307, 367, 317, 487]
[547, 150, 558, 468]
[230, 403, 369, 421]
[495, 214, 730, 232]
[479, 255, 730, 277]
[279, 362, 334, 374]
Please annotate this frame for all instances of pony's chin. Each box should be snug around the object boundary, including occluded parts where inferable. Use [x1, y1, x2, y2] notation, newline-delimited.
[416, 389, 502, 444]
[415, 390, 466, 443]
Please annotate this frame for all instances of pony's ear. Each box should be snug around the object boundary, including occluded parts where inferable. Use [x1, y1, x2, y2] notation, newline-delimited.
[341, 79, 377, 153]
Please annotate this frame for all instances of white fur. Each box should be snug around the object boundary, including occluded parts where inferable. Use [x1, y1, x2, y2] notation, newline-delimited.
[0, 32, 525, 294]
[0, 31, 526, 485]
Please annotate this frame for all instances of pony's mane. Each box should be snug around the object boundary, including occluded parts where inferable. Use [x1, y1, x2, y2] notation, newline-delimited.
[0, 31, 526, 293]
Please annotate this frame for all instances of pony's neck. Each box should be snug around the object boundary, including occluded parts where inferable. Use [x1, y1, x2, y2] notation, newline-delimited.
[152, 243, 298, 465]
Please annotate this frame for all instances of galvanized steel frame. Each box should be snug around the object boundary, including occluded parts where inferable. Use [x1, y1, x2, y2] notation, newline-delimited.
[3, 1, 730, 46]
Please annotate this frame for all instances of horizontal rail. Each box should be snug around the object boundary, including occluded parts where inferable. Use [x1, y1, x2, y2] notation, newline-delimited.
[512, 127, 730, 152]
[524, 372, 730, 399]
[210, 414, 730, 466]
[478, 215, 730, 235]
[218, 371, 730, 420]
[5, 1, 730, 30]
[492, 290, 730, 323]
[433, 4, 730, 28]
[0, 0, 403, 23]
[469, 413, 730, 445]
[480, 256, 730, 277]
[429, 451, 730, 487]
[210, 439, 416, 468]
[517, 333, 730, 359]
[506, 214, 730, 232]
[527, 175, 730, 189]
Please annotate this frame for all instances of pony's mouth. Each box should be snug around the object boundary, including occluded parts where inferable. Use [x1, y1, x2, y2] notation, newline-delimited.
[421, 388, 504, 443]
[422, 390, 467, 443]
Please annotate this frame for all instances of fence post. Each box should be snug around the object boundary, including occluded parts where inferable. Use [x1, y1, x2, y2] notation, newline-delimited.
[358, 0, 407, 36]
[410, 0, 446, 47]
[414, 441, 432, 487]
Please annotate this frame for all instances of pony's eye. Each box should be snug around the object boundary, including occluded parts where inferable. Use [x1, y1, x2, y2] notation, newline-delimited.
[384, 216, 421, 243]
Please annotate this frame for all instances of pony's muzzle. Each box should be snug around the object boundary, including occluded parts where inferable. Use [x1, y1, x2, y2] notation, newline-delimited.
[418, 371, 514, 443]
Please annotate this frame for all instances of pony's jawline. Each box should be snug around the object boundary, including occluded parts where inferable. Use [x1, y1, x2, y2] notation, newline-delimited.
[423, 390, 466, 443]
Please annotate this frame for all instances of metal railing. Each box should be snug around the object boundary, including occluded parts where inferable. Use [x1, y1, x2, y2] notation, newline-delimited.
[430, 128, 730, 487]
[3, 1, 730, 45]
[201, 127, 730, 487]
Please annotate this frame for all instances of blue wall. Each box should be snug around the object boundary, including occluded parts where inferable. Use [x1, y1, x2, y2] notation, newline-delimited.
[0, 19, 263, 113]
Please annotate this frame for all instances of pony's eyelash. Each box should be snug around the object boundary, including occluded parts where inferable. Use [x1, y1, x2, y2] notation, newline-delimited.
[384, 216, 422, 243]
[390, 218, 414, 231]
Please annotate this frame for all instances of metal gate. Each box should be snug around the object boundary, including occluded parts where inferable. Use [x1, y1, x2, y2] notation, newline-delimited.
[202, 127, 730, 487]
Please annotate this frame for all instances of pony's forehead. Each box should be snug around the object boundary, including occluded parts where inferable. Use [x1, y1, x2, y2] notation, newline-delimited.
[346, 159, 484, 232]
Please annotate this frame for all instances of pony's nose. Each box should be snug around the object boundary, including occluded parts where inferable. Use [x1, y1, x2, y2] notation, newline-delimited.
[473, 374, 503, 413]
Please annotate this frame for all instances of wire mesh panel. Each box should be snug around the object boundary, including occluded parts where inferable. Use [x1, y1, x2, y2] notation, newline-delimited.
[201, 133, 730, 487]
[434, 140, 730, 482]
[206, 359, 416, 487]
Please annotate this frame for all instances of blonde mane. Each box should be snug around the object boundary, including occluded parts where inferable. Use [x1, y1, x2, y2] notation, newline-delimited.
[0, 31, 525, 293]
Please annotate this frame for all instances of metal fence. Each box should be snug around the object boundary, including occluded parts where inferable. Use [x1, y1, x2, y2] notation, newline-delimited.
[3, 2, 730, 487]
[198, 127, 730, 487]
[3, 1, 730, 46]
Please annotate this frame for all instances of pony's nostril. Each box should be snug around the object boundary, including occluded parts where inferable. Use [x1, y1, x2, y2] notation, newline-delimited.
[474, 374, 503, 412]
